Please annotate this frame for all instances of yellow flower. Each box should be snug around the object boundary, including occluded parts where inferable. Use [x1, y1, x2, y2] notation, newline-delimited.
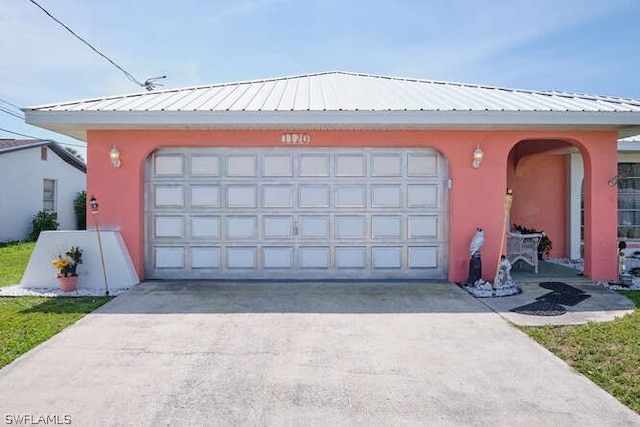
[52, 257, 69, 271]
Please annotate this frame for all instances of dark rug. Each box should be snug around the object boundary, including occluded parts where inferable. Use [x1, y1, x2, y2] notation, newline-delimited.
[510, 300, 567, 316]
[539, 281, 586, 294]
[536, 292, 591, 306]
[510, 281, 591, 316]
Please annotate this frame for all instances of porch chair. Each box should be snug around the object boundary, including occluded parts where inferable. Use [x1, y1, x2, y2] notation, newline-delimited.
[506, 231, 543, 273]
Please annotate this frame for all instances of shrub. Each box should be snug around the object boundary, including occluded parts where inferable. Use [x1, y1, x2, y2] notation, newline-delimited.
[73, 191, 87, 230]
[29, 210, 59, 241]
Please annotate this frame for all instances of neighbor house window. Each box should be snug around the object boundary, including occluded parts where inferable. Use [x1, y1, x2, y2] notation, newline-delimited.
[43, 179, 56, 212]
[618, 163, 640, 239]
[41, 146, 47, 161]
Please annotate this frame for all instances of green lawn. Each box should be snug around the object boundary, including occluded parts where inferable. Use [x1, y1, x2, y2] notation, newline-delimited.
[0, 241, 35, 287]
[0, 241, 112, 369]
[522, 290, 640, 414]
[0, 296, 112, 369]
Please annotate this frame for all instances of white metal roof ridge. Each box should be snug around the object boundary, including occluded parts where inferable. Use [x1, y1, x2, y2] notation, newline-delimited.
[24, 71, 640, 113]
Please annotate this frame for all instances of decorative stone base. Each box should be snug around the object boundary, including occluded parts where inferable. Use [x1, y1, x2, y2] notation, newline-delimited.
[463, 279, 522, 298]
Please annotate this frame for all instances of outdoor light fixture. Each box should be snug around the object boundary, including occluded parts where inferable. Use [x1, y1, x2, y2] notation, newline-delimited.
[109, 145, 121, 168]
[472, 146, 484, 168]
[89, 195, 99, 213]
[89, 195, 109, 295]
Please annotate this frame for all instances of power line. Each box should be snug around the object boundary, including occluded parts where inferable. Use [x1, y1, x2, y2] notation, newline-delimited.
[27, 0, 166, 91]
[0, 127, 86, 148]
[0, 97, 21, 110]
[0, 107, 24, 120]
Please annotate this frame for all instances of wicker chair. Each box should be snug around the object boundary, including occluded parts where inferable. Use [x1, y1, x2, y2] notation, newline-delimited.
[506, 231, 543, 273]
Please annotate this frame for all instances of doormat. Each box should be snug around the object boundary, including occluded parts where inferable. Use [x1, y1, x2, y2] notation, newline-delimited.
[510, 300, 567, 316]
[510, 281, 591, 316]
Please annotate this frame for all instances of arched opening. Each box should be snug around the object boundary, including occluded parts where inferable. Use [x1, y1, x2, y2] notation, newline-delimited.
[507, 139, 585, 275]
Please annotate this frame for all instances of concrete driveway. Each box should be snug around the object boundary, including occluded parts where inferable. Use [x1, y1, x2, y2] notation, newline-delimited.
[0, 282, 638, 426]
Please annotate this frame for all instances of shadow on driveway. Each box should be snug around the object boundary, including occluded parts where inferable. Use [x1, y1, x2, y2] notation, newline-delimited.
[95, 281, 491, 314]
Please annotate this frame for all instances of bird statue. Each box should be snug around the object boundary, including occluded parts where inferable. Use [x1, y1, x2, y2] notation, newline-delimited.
[470, 227, 485, 256]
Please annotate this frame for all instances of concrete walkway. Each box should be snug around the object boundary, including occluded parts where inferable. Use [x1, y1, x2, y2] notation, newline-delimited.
[0, 282, 638, 426]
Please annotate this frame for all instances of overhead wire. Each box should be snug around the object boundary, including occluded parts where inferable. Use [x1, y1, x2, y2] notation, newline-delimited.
[0, 127, 87, 149]
[0, 107, 24, 120]
[27, 0, 165, 91]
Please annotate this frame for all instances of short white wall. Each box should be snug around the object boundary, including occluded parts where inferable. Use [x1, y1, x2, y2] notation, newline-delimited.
[20, 230, 139, 292]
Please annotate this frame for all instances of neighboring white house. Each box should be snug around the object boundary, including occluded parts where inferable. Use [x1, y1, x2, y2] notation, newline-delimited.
[0, 139, 86, 242]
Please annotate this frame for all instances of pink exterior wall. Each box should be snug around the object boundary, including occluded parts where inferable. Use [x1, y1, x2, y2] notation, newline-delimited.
[86, 129, 619, 282]
[510, 154, 567, 258]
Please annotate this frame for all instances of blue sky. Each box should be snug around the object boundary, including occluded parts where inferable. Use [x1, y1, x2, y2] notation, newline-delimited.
[1, 0, 639, 157]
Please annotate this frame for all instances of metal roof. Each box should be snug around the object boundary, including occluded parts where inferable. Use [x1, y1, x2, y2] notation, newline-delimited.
[0, 139, 86, 172]
[23, 71, 640, 140]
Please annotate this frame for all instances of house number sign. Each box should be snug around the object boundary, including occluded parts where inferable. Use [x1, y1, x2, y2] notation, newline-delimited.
[281, 133, 311, 145]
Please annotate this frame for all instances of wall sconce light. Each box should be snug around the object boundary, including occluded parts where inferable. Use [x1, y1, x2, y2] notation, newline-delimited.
[109, 146, 121, 168]
[472, 146, 484, 168]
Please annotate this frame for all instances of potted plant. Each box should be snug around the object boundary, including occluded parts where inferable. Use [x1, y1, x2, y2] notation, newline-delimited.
[52, 246, 83, 292]
[513, 224, 553, 259]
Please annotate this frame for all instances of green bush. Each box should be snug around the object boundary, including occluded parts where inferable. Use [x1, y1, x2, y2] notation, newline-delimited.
[29, 210, 59, 241]
[73, 190, 87, 230]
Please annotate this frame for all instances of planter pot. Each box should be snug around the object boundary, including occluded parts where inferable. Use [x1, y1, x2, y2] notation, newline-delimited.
[57, 276, 79, 292]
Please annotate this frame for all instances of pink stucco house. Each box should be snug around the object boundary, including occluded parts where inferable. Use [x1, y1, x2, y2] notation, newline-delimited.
[23, 72, 640, 283]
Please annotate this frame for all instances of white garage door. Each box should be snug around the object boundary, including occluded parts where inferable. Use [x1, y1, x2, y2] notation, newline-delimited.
[145, 148, 448, 280]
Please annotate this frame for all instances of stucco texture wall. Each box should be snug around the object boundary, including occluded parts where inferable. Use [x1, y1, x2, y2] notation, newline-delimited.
[86, 129, 618, 282]
[509, 154, 567, 258]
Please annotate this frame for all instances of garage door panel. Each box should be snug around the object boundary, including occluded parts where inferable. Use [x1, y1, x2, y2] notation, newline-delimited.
[155, 186, 184, 208]
[408, 153, 438, 176]
[263, 155, 293, 177]
[372, 154, 402, 177]
[226, 186, 257, 208]
[372, 247, 402, 269]
[300, 154, 329, 176]
[300, 247, 330, 269]
[336, 247, 366, 268]
[263, 185, 293, 208]
[227, 216, 257, 239]
[336, 186, 365, 207]
[299, 216, 330, 238]
[191, 216, 220, 238]
[227, 155, 256, 177]
[336, 154, 365, 177]
[191, 247, 220, 269]
[227, 247, 256, 269]
[264, 247, 293, 268]
[146, 148, 448, 280]
[155, 216, 183, 238]
[299, 185, 330, 208]
[155, 247, 184, 268]
[372, 216, 402, 239]
[191, 155, 220, 176]
[154, 154, 184, 176]
[409, 247, 439, 268]
[263, 216, 293, 238]
[372, 185, 402, 208]
[408, 216, 438, 238]
[191, 186, 220, 208]
[335, 216, 366, 239]
[408, 185, 439, 208]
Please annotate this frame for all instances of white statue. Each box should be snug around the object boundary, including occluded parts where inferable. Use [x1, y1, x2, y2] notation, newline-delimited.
[470, 228, 484, 256]
[496, 255, 512, 288]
